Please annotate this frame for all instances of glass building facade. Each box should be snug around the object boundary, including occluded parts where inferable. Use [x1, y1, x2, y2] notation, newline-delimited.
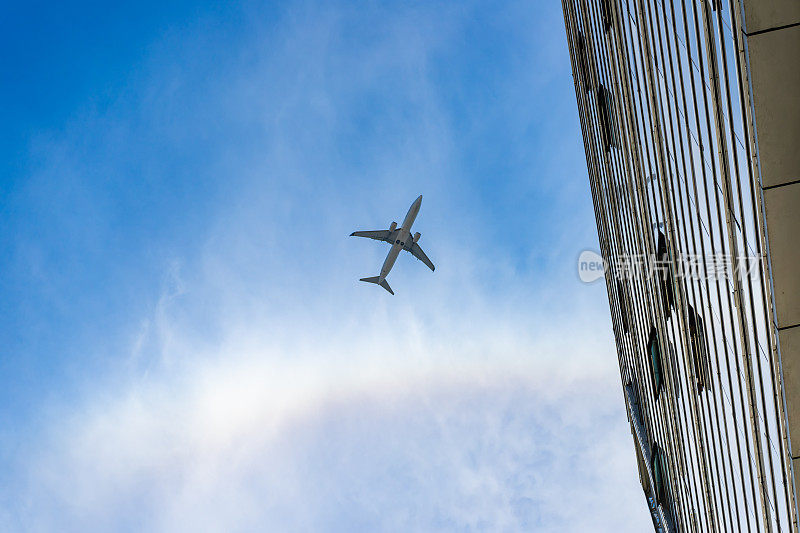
[562, 0, 800, 531]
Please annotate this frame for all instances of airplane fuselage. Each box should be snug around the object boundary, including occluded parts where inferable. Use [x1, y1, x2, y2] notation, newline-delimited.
[351, 194, 433, 294]
[379, 195, 422, 282]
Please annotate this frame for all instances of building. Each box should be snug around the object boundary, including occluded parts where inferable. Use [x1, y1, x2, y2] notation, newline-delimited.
[561, 0, 800, 531]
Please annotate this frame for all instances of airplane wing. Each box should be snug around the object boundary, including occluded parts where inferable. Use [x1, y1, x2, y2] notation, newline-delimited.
[409, 242, 435, 271]
[350, 230, 392, 242]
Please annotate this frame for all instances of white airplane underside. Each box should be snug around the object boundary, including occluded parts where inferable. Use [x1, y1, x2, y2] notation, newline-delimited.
[350, 195, 435, 295]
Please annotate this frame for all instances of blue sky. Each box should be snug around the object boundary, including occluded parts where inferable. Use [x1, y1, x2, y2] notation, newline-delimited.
[1, 1, 652, 531]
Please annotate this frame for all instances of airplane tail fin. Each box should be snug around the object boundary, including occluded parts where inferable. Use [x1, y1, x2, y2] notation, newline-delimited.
[359, 276, 394, 295]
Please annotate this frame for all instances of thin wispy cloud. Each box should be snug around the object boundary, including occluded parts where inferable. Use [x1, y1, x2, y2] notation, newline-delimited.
[21, 278, 639, 531]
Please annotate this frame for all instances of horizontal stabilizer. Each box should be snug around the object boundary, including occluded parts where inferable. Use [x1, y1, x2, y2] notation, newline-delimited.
[359, 276, 394, 295]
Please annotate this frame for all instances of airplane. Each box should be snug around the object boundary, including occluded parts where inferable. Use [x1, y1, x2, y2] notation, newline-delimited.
[350, 194, 435, 295]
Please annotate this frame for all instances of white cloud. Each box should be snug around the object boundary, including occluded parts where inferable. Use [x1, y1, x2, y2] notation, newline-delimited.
[19, 299, 650, 531]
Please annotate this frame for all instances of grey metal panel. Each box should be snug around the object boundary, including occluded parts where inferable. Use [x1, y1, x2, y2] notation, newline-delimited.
[779, 326, 800, 455]
[763, 182, 800, 329]
[748, 25, 800, 188]
[743, 0, 800, 35]
[795, 457, 800, 518]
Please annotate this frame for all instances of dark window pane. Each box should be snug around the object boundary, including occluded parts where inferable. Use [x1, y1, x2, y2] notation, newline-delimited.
[648, 327, 664, 399]
[617, 280, 629, 333]
[655, 231, 674, 315]
[600, 0, 613, 31]
[597, 84, 617, 151]
[688, 305, 711, 392]
[652, 442, 668, 504]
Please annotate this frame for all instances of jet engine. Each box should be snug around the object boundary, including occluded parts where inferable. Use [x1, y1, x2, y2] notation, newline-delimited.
[413, 232, 421, 243]
[389, 221, 397, 232]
